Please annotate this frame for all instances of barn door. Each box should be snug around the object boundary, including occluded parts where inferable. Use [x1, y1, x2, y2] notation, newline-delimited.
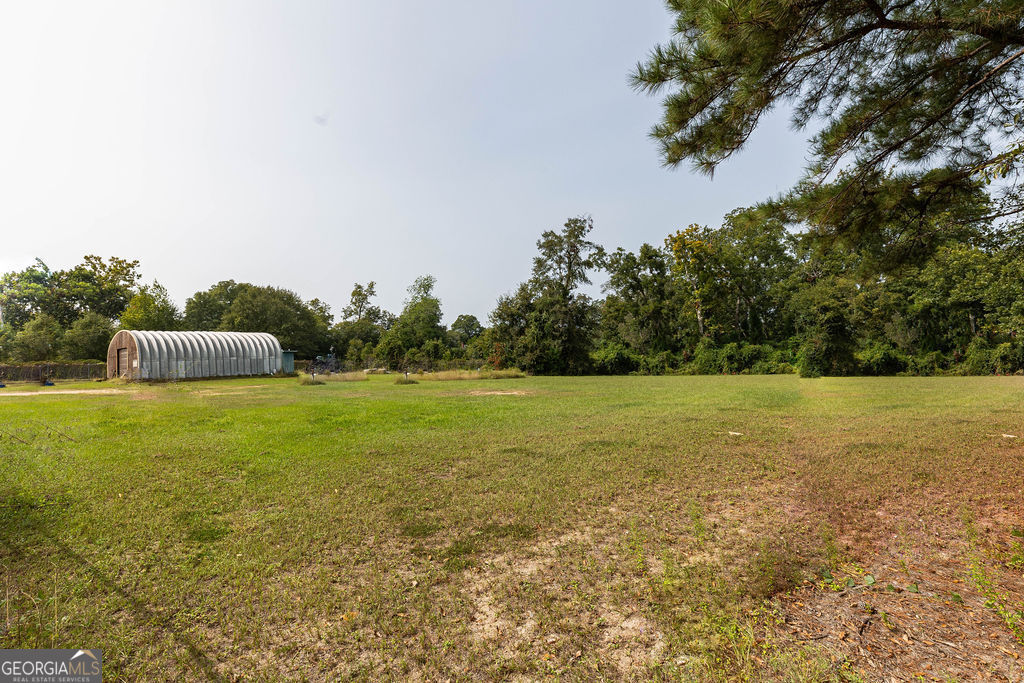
[117, 348, 127, 376]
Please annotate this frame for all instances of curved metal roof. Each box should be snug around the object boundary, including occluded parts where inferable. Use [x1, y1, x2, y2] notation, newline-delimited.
[123, 331, 283, 379]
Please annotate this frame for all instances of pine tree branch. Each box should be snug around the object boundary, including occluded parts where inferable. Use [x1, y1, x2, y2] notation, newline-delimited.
[831, 46, 1024, 206]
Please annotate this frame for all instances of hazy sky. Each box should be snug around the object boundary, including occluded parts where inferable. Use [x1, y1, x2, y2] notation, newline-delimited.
[1, 1, 811, 323]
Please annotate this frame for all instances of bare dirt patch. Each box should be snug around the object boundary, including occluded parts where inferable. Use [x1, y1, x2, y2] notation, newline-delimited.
[466, 529, 587, 643]
[468, 390, 530, 396]
[462, 526, 669, 676]
[774, 501, 1024, 681]
[779, 556, 1024, 680]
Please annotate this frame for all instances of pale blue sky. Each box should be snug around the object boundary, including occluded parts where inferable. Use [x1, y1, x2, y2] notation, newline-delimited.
[0, 1, 810, 323]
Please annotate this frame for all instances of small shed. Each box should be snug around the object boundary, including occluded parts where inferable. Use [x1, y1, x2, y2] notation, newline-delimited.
[281, 350, 296, 374]
[107, 331, 283, 380]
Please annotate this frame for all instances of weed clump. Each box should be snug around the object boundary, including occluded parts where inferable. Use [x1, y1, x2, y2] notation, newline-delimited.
[394, 376, 418, 385]
[297, 373, 325, 386]
[746, 538, 804, 600]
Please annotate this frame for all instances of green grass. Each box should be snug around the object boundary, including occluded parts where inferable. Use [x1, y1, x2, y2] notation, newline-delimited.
[1, 375, 1022, 680]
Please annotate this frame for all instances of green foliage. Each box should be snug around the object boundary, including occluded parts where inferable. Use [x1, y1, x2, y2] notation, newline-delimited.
[464, 327, 496, 362]
[492, 216, 604, 375]
[0, 258, 51, 329]
[120, 281, 181, 331]
[602, 244, 681, 355]
[62, 312, 115, 361]
[907, 351, 949, 376]
[790, 277, 858, 378]
[220, 285, 329, 359]
[185, 280, 342, 361]
[11, 313, 64, 361]
[183, 280, 245, 330]
[590, 342, 641, 375]
[375, 275, 447, 370]
[374, 332, 406, 370]
[855, 342, 909, 376]
[449, 314, 483, 346]
[0, 323, 14, 361]
[52, 256, 142, 325]
[690, 338, 722, 374]
[330, 282, 393, 368]
[341, 282, 383, 323]
[992, 342, 1024, 374]
[961, 338, 995, 375]
[0, 256, 140, 330]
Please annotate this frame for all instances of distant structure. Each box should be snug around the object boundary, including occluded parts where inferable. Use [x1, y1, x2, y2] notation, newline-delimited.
[107, 331, 283, 380]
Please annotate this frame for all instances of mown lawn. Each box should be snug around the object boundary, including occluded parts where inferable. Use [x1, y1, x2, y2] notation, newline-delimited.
[1, 375, 1022, 680]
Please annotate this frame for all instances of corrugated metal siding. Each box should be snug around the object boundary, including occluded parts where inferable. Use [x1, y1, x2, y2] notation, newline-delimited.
[112, 331, 283, 380]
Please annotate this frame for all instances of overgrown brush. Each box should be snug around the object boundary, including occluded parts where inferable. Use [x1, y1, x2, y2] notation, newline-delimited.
[394, 376, 418, 385]
[415, 368, 526, 381]
[297, 373, 325, 386]
[317, 371, 369, 382]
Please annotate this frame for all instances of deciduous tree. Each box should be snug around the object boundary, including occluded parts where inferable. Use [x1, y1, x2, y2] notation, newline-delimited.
[120, 282, 181, 331]
[62, 312, 115, 361]
[11, 313, 64, 362]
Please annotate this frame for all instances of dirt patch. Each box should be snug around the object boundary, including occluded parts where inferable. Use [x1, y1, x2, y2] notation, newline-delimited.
[0, 389, 125, 397]
[465, 529, 586, 644]
[598, 606, 666, 673]
[462, 526, 669, 676]
[776, 519, 1024, 681]
[468, 390, 529, 396]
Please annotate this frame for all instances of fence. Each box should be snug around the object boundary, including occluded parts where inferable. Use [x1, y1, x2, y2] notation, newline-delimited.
[399, 358, 489, 373]
[0, 363, 106, 383]
[298, 358, 489, 375]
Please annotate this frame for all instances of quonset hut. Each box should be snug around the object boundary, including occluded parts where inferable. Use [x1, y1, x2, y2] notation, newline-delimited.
[107, 331, 283, 380]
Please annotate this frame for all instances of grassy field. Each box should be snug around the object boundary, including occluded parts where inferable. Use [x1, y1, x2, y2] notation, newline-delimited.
[1, 375, 1022, 681]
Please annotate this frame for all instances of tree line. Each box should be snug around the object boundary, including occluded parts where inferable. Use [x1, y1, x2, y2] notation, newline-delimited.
[0, 258, 487, 371]
[2, 201, 1022, 376]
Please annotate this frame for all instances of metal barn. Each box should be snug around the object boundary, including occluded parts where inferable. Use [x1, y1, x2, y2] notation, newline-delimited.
[107, 331, 283, 380]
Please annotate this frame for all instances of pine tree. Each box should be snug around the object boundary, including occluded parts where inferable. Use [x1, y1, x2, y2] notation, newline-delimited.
[633, 0, 1024, 228]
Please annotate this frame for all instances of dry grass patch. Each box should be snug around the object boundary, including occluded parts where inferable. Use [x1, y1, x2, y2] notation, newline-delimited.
[298, 371, 369, 385]
[318, 371, 369, 382]
[416, 368, 527, 381]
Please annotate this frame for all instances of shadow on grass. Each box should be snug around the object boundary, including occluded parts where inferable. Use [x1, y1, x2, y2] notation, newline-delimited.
[0, 504, 225, 682]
